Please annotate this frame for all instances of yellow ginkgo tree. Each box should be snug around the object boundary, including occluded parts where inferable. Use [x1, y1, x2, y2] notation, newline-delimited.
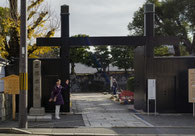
[0, 0, 59, 60]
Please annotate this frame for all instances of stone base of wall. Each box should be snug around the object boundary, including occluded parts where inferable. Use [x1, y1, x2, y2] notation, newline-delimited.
[0, 93, 12, 121]
[70, 72, 133, 92]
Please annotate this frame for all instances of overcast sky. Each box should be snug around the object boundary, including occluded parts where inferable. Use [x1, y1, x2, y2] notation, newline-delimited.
[0, 0, 145, 36]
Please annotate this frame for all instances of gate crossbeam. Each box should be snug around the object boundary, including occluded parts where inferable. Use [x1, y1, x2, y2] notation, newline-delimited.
[37, 36, 180, 47]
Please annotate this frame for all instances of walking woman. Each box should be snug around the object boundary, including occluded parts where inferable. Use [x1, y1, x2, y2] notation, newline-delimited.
[49, 79, 69, 119]
[112, 78, 118, 95]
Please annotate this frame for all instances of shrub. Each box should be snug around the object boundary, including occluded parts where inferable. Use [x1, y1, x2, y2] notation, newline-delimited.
[126, 77, 135, 92]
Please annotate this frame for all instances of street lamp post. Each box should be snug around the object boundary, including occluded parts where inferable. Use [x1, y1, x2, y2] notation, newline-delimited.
[19, 0, 28, 128]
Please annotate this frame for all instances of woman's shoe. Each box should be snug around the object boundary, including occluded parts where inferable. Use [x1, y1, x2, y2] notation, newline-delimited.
[55, 116, 61, 119]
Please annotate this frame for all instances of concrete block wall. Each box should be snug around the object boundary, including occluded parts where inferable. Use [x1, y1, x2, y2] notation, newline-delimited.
[0, 93, 12, 121]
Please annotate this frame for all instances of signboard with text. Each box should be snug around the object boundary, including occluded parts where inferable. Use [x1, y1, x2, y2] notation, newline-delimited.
[189, 69, 195, 103]
[1, 75, 19, 94]
[148, 79, 156, 100]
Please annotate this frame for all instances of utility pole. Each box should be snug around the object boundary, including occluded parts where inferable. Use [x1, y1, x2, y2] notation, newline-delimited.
[19, 0, 28, 128]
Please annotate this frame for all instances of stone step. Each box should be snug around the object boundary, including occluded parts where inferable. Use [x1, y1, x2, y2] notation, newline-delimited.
[27, 114, 52, 122]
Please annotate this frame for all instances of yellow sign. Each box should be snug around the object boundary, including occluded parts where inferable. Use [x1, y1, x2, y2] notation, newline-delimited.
[1, 75, 19, 94]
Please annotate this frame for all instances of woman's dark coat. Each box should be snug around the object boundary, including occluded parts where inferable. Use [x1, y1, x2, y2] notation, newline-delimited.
[51, 84, 69, 105]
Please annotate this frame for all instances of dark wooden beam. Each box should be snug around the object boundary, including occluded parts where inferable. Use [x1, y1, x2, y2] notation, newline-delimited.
[36, 36, 181, 47]
[36, 38, 62, 46]
[153, 36, 180, 46]
[69, 36, 147, 47]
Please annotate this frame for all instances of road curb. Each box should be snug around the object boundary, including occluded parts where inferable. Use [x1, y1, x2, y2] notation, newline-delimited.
[0, 128, 32, 134]
[28, 127, 195, 135]
[30, 132, 195, 136]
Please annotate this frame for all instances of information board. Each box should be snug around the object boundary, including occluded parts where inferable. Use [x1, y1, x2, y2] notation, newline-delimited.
[189, 69, 195, 103]
[148, 79, 156, 100]
[1, 75, 19, 94]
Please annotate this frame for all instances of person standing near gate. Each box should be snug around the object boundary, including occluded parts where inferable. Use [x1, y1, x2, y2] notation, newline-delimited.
[49, 79, 69, 119]
[113, 78, 118, 95]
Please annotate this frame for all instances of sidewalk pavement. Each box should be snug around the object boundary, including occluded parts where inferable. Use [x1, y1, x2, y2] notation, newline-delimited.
[71, 93, 195, 128]
[0, 114, 85, 128]
[136, 113, 195, 127]
[1, 93, 195, 135]
[72, 93, 153, 128]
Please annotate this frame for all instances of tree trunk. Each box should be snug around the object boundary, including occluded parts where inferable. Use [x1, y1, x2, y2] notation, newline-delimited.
[183, 38, 193, 55]
[191, 34, 195, 55]
[71, 62, 75, 74]
[9, 0, 18, 21]
[173, 44, 181, 56]
[103, 67, 106, 73]
[124, 69, 128, 78]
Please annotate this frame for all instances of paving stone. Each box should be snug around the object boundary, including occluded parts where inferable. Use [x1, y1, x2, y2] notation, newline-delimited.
[89, 122, 102, 127]
[28, 114, 52, 122]
[111, 122, 126, 127]
[100, 122, 112, 127]
[29, 107, 45, 116]
[82, 114, 90, 127]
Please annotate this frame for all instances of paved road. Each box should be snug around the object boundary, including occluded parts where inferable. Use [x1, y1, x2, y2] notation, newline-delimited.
[71, 93, 152, 127]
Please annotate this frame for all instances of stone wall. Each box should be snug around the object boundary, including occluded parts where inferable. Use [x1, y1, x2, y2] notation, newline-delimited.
[70, 72, 133, 92]
[0, 93, 12, 120]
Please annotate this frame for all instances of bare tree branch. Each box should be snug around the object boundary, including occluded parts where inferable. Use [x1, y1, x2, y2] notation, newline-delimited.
[27, 0, 44, 11]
